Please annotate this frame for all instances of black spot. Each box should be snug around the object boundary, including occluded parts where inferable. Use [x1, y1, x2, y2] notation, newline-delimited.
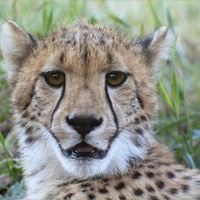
[136, 93, 144, 109]
[175, 169, 184, 173]
[26, 126, 33, 134]
[107, 52, 113, 64]
[132, 171, 142, 179]
[115, 182, 125, 191]
[162, 195, 170, 200]
[61, 32, 66, 39]
[166, 171, 175, 179]
[57, 182, 69, 187]
[25, 137, 34, 144]
[134, 117, 140, 124]
[52, 36, 55, 42]
[146, 171, 155, 179]
[64, 193, 74, 199]
[126, 111, 133, 116]
[102, 178, 109, 182]
[22, 112, 28, 118]
[140, 115, 147, 121]
[81, 183, 91, 188]
[183, 176, 191, 180]
[119, 194, 127, 200]
[124, 41, 132, 50]
[38, 112, 41, 117]
[146, 185, 155, 192]
[23, 102, 30, 110]
[30, 116, 36, 121]
[149, 196, 159, 200]
[99, 37, 105, 45]
[42, 43, 47, 49]
[169, 188, 178, 195]
[20, 121, 27, 127]
[81, 25, 89, 30]
[83, 49, 88, 63]
[181, 184, 189, 192]
[30, 85, 36, 98]
[147, 165, 155, 169]
[133, 188, 143, 196]
[155, 180, 165, 189]
[98, 188, 109, 194]
[135, 128, 143, 135]
[196, 180, 200, 184]
[62, 28, 67, 32]
[65, 39, 71, 44]
[87, 194, 95, 200]
[60, 53, 64, 63]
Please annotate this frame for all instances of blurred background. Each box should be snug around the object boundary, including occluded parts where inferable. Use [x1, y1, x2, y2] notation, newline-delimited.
[0, 0, 199, 199]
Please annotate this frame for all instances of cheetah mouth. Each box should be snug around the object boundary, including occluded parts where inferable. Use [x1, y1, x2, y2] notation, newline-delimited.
[62, 142, 106, 159]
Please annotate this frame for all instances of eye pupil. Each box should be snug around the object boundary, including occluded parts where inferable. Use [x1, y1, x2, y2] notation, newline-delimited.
[53, 73, 59, 79]
[109, 74, 117, 80]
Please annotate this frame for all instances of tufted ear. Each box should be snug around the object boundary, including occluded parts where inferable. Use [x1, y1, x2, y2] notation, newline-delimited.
[136, 26, 173, 68]
[0, 20, 37, 77]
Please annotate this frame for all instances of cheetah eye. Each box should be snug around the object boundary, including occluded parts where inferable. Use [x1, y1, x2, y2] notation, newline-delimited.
[106, 71, 127, 87]
[43, 71, 65, 87]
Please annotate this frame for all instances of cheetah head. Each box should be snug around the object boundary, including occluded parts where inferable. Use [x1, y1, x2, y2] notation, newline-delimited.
[1, 21, 172, 180]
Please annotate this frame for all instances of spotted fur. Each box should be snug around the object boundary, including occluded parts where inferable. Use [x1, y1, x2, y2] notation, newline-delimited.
[1, 20, 200, 200]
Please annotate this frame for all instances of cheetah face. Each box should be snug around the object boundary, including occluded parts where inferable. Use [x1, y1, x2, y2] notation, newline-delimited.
[1, 21, 171, 179]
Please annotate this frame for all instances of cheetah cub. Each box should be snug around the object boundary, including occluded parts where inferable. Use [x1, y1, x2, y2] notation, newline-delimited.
[1, 20, 200, 200]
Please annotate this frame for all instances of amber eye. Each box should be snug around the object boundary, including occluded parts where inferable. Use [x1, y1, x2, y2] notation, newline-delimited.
[43, 71, 65, 87]
[106, 71, 127, 87]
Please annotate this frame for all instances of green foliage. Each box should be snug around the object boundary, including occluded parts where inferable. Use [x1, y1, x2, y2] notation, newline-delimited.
[0, 181, 25, 200]
[0, 133, 22, 183]
[0, 0, 199, 198]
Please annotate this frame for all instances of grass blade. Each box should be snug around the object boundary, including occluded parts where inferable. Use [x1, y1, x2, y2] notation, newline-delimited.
[159, 81, 175, 113]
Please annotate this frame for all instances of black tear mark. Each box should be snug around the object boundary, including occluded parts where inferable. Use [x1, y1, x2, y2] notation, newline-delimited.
[50, 83, 65, 126]
[105, 86, 118, 132]
[48, 83, 66, 154]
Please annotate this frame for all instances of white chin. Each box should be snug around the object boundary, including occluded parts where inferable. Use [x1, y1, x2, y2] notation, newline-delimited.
[60, 159, 110, 179]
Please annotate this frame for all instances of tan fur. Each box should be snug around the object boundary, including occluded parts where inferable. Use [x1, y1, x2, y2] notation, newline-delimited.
[47, 143, 200, 200]
[1, 20, 200, 200]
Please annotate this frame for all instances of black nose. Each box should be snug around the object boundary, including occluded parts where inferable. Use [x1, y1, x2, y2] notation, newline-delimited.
[66, 115, 103, 137]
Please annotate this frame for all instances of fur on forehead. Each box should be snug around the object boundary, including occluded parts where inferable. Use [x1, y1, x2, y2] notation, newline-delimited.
[0, 20, 173, 80]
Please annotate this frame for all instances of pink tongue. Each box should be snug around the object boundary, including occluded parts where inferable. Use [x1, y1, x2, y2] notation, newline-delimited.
[75, 142, 94, 153]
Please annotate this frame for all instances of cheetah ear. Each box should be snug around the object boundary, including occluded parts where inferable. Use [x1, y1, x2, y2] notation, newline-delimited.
[0, 20, 37, 77]
[136, 26, 173, 67]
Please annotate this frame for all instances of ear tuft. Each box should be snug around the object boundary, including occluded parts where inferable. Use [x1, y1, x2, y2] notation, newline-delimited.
[0, 20, 37, 77]
[136, 26, 173, 68]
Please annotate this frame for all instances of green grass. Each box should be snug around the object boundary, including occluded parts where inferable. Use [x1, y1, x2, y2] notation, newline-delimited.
[0, 0, 200, 199]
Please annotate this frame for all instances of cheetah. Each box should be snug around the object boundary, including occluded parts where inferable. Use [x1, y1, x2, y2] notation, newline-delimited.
[1, 20, 200, 200]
